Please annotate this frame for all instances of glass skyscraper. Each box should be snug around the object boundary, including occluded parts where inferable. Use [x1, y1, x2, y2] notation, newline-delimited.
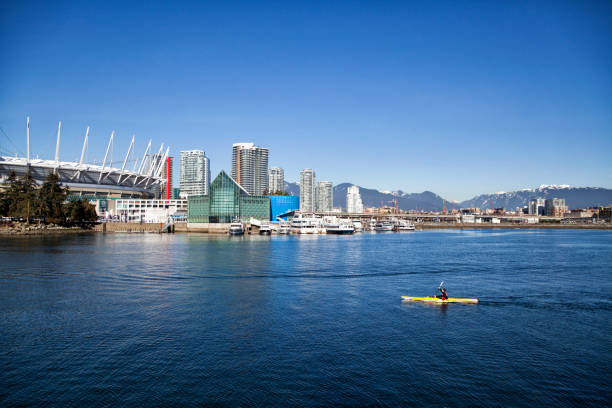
[180, 150, 210, 197]
[231, 143, 269, 195]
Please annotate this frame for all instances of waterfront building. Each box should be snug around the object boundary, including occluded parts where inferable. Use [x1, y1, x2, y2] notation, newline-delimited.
[268, 167, 284, 194]
[188, 171, 270, 223]
[300, 169, 316, 212]
[232, 143, 269, 195]
[269, 195, 300, 221]
[316, 181, 333, 212]
[172, 187, 180, 199]
[346, 185, 364, 213]
[545, 198, 568, 216]
[528, 198, 546, 215]
[180, 150, 210, 197]
[115, 199, 187, 223]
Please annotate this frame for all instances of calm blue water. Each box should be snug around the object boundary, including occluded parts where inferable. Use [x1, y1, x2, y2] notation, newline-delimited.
[1, 230, 611, 407]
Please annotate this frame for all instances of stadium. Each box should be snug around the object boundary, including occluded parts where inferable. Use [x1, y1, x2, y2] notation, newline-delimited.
[0, 119, 169, 199]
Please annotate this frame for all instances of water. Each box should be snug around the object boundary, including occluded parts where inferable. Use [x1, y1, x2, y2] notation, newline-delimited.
[1, 230, 611, 407]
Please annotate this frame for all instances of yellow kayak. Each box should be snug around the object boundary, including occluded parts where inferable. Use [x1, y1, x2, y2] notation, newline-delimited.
[402, 296, 478, 303]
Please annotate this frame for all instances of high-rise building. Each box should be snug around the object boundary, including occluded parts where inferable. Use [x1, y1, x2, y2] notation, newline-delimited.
[159, 157, 173, 199]
[231, 143, 269, 195]
[299, 169, 316, 212]
[545, 198, 567, 216]
[528, 198, 546, 215]
[346, 185, 364, 213]
[268, 167, 284, 194]
[180, 150, 210, 197]
[316, 181, 333, 212]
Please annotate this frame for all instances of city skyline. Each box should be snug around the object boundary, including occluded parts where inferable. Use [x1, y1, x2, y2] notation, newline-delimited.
[1, 2, 611, 200]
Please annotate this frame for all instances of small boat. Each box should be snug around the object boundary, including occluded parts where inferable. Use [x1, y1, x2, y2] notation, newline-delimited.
[229, 220, 244, 235]
[278, 224, 290, 234]
[401, 296, 478, 303]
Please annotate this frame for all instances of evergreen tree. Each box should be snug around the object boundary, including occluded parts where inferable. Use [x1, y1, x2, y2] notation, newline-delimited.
[37, 172, 68, 224]
[7, 170, 37, 221]
[65, 199, 97, 223]
[0, 171, 18, 216]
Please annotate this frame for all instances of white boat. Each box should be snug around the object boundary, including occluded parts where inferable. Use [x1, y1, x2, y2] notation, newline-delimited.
[259, 223, 271, 235]
[352, 220, 363, 232]
[290, 213, 321, 234]
[229, 220, 244, 235]
[396, 220, 415, 231]
[368, 219, 377, 231]
[278, 224, 290, 234]
[325, 220, 355, 234]
[374, 221, 394, 232]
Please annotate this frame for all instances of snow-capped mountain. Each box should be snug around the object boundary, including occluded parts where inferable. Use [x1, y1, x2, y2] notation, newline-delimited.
[458, 186, 612, 210]
[282, 182, 612, 211]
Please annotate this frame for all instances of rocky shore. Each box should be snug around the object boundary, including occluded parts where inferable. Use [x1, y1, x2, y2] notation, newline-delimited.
[0, 222, 95, 235]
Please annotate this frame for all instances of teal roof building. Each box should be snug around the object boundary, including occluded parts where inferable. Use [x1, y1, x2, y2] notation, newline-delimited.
[188, 171, 270, 223]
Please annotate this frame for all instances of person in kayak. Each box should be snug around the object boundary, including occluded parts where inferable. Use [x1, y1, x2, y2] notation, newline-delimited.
[437, 287, 449, 300]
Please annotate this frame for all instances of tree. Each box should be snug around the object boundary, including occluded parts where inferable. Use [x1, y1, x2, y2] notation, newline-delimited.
[64, 199, 97, 224]
[37, 172, 68, 224]
[0, 171, 18, 216]
[6, 170, 38, 222]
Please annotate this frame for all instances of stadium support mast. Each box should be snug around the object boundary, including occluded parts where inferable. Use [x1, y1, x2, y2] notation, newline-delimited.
[26, 116, 30, 163]
[55, 121, 62, 163]
[79, 126, 90, 165]
[117, 135, 135, 184]
[99, 131, 115, 183]
[137, 140, 152, 174]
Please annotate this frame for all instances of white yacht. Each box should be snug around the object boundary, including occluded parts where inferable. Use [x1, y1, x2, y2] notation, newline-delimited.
[229, 220, 244, 235]
[374, 221, 394, 232]
[368, 218, 377, 231]
[352, 220, 363, 232]
[396, 220, 416, 231]
[278, 223, 291, 234]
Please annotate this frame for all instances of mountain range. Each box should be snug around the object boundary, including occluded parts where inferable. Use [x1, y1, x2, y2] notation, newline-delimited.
[283, 182, 612, 211]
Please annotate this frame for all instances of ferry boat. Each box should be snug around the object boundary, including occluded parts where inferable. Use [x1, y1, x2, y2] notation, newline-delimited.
[290, 213, 321, 234]
[374, 221, 394, 232]
[325, 220, 355, 235]
[229, 220, 244, 235]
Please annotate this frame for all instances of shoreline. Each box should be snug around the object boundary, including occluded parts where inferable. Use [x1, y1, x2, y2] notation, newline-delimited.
[1, 221, 611, 236]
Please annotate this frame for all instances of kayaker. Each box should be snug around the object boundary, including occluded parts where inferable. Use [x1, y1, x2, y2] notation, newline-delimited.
[438, 287, 448, 300]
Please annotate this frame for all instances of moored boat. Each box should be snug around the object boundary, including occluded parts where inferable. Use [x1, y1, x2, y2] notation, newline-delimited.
[374, 222, 394, 232]
[325, 221, 355, 234]
[229, 219, 244, 235]
[259, 223, 271, 235]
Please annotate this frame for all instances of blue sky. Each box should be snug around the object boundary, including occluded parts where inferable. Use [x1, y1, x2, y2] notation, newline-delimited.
[1, 1, 611, 200]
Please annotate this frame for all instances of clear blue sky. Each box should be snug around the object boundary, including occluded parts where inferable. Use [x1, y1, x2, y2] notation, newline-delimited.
[1, 1, 611, 200]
